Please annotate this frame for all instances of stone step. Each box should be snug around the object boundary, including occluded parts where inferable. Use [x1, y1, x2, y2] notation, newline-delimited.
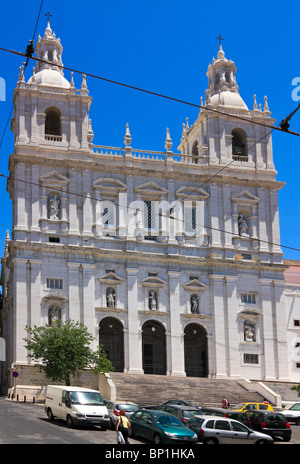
[109, 373, 265, 407]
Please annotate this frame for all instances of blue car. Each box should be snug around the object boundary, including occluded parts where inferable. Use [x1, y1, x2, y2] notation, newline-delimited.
[129, 409, 198, 444]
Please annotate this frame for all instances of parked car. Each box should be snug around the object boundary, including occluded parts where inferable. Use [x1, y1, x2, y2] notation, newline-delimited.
[105, 400, 140, 429]
[155, 404, 204, 424]
[129, 409, 198, 444]
[232, 402, 274, 412]
[281, 403, 300, 425]
[199, 406, 252, 428]
[143, 399, 199, 410]
[246, 411, 292, 442]
[186, 415, 273, 444]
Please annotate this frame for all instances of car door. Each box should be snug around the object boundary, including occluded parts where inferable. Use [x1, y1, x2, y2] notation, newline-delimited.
[231, 421, 255, 444]
[139, 411, 154, 440]
[213, 419, 234, 444]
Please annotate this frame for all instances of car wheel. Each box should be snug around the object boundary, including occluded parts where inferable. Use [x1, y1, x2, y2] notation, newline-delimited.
[255, 439, 269, 445]
[66, 415, 74, 428]
[153, 433, 162, 444]
[47, 408, 54, 421]
[296, 418, 300, 426]
[203, 438, 218, 444]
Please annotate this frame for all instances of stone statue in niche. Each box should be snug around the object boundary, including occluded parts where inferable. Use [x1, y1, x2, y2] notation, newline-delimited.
[48, 305, 61, 325]
[190, 294, 199, 313]
[149, 290, 158, 310]
[48, 194, 61, 220]
[244, 321, 255, 342]
[238, 214, 249, 236]
[106, 288, 116, 308]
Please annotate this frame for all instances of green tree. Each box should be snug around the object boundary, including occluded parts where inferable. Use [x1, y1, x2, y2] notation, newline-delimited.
[24, 320, 114, 385]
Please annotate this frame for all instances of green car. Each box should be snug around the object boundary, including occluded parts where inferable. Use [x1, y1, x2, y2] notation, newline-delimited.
[129, 409, 198, 444]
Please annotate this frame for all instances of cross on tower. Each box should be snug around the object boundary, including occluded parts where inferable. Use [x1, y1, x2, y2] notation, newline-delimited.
[45, 12, 52, 21]
[216, 34, 224, 47]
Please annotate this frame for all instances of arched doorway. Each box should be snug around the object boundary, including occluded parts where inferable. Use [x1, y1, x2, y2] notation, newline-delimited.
[99, 317, 124, 372]
[184, 323, 208, 377]
[142, 320, 166, 375]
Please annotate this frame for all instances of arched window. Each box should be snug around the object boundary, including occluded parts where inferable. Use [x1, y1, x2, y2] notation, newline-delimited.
[45, 107, 61, 140]
[48, 304, 61, 325]
[232, 128, 248, 160]
[192, 140, 199, 164]
[102, 200, 116, 228]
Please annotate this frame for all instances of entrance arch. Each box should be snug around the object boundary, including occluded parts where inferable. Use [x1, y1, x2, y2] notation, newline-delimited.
[142, 320, 166, 375]
[99, 317, 124, 372]
[184, 323, 208, 377]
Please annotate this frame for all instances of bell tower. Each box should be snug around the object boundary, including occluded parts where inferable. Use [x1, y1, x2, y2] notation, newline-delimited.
[11, 18, 94, 151]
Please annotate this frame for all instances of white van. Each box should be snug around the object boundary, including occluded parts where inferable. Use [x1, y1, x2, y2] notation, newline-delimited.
[45, 385, 110, 429]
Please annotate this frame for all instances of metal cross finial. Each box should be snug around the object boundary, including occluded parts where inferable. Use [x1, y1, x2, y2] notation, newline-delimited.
[45, 12, 52, 21]
[217, 34, 224, 47]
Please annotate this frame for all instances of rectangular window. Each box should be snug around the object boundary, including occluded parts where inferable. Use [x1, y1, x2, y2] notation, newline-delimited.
[49, 236, 60, 243]
[294, 320, 300, 327]
[144, 201, 156, 230]
[243, 353, 259, 364]
[184, 202, 196, 233]
[47, 278, 63, 289]
[241, 293, 256, 304]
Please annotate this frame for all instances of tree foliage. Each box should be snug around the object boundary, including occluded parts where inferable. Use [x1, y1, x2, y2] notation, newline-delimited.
[23, 320, 114, 385]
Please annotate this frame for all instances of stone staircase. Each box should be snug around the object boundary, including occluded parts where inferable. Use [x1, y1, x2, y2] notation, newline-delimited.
[109, 373, 266, 407]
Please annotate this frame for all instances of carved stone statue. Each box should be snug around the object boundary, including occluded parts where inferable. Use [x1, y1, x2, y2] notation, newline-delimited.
[244, 321, 255, 342]
[149, 290, 157, 310]
[190, 294, 199, 313]
[48, 305, 61, 325]
[238, 214, 249, 236]
[106, 288, 116, 308]
[48, 194, 61, 220]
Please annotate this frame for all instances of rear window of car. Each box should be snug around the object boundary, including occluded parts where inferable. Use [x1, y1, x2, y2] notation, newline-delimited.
[182, 409, 202, 418]
[266, 414, 287, 425]
[117, 404, 139, 412]
[258, 404, 269, 410]
[215, 420, 231, 430]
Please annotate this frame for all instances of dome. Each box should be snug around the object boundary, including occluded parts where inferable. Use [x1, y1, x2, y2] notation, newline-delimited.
[27, 68, 70, 89]
[209, 90, 248, 110]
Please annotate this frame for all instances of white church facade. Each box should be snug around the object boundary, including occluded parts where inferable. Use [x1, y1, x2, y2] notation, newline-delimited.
[1, 21, 300, 390]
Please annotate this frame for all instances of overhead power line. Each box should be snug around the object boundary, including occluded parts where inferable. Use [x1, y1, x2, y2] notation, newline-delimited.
[0, 46, 300, 137]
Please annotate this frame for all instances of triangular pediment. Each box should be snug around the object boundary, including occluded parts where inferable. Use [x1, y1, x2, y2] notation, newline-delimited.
[176, 186, 209, 200]
[231, 190, 259, 204]
[93, 178, 127, 192]
[183, 279, 208, 292]
[40, 170, 69, 187]
[98, 272, 124, 285]
[141, 276, 167, 288]
[134, 182, 168, 196]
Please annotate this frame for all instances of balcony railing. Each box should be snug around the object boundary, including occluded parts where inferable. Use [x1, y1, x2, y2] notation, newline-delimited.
[45, 134, 62, 142]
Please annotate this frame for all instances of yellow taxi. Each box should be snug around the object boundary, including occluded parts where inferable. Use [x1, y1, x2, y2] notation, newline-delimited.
[232, 402, 274, 412]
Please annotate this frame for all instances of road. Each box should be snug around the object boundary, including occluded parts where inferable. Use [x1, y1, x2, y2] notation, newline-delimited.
[1, 396, 300, 445]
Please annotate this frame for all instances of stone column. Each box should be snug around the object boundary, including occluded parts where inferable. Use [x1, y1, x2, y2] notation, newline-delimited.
[67, 262, 81, 321]
[81, 264, 96, 344]
[210, 183, 221, 247]
[168, 270, 186, 376]
[126, 267, 143, 373]
[224, 275, 239, 377]
[209, 274, 227, 378]
[259, 278, 276, 380]
[14, 258, 28, 363]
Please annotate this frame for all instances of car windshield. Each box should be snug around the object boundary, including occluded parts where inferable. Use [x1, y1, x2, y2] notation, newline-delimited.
[290, 404, 300, 411]
[154, 414, 184, 427]
[117, 404, 140, 412]
[69, 391, 104, 405]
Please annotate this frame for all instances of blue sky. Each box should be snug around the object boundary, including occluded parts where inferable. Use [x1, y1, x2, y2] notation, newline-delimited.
[0, 0, 299, 260]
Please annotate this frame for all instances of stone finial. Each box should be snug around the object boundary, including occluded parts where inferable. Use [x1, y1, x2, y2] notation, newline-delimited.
[165, 128, 173, 152]
[253, 94, 258, 110]
[124, 123, 132, 146]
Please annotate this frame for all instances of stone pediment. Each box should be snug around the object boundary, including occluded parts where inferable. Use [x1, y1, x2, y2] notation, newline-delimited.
[98, 272, 124, 285]
[141, 276, 167, 288]
[237, 309, 262, 319]
[134, 182, 168, 196]
[231, 190, 259, 205]
[93, 178, 127, 193]
[182, 279, 207, 292]
[40, 171, 69, 187]
[176, 186, 209, 200]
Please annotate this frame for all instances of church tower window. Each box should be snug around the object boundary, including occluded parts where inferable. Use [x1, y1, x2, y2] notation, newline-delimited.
[45, 107, 62, 140]
[192, 140, 199, 164]
[232, 128, 248, 161]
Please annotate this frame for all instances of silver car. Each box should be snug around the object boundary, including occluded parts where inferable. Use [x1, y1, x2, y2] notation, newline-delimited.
[187, 415, 273, 444]
[105, 400, 140, 429]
